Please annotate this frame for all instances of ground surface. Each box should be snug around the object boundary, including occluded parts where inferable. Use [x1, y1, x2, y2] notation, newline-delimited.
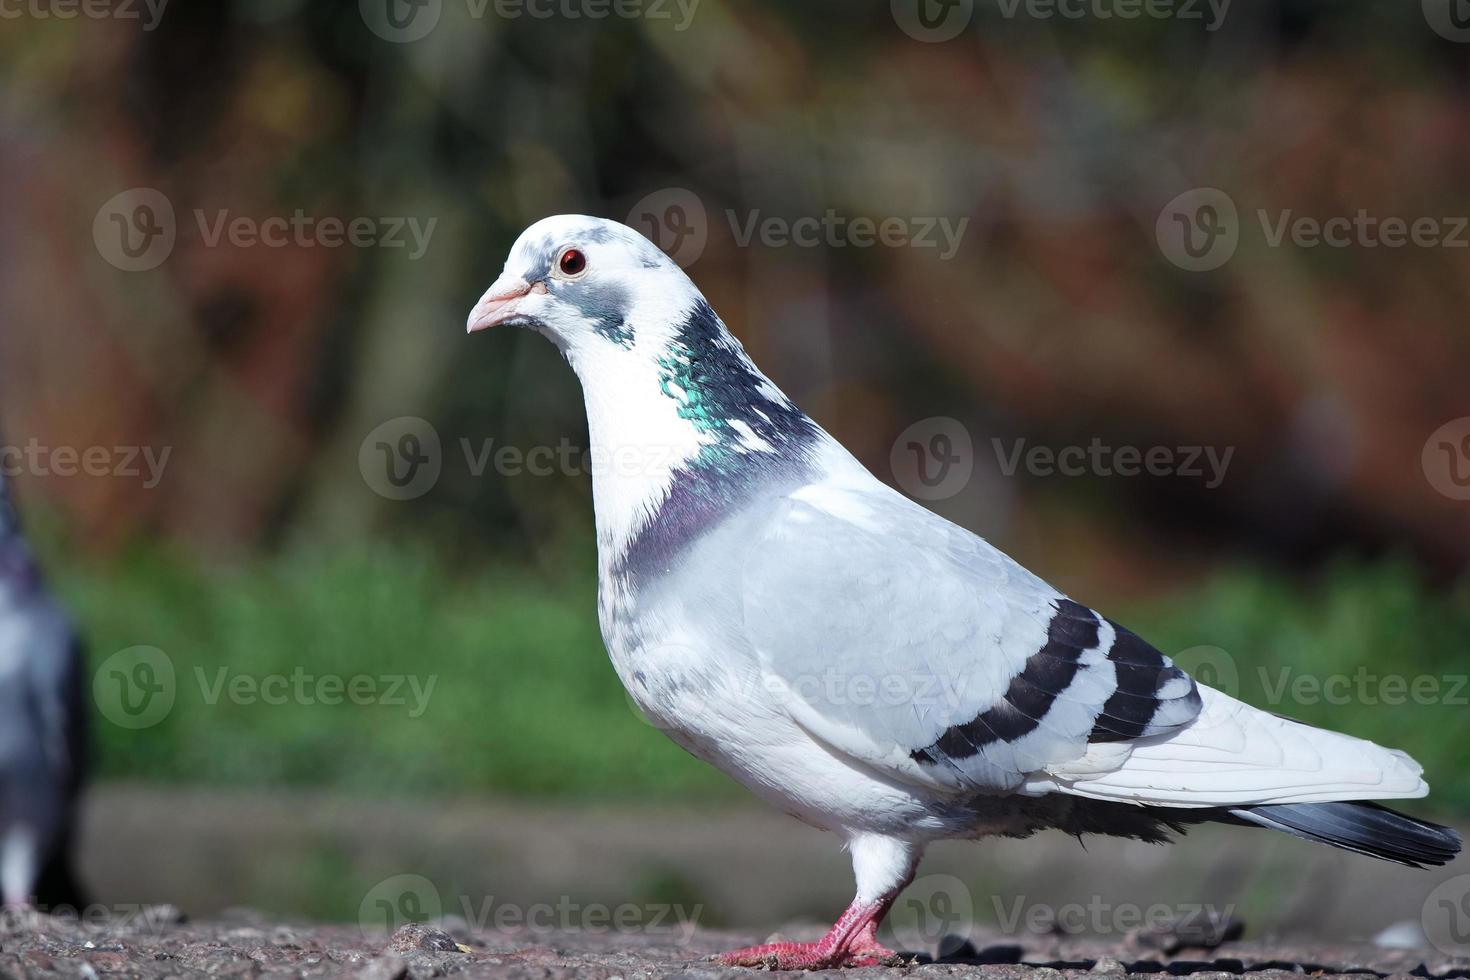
[1, 907, 1467, 980]
[26, 787, 1469, 978]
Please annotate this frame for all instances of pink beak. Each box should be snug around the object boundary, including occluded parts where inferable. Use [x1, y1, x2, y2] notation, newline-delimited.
[466, 276, 539, 333]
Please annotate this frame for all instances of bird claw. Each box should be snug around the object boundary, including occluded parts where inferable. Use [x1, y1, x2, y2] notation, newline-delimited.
[714, 938, 906, 970]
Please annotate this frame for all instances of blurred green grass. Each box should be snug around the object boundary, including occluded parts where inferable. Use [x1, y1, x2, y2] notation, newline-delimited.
[61, 540, 734, 801]
[49, 541, 1470, 816]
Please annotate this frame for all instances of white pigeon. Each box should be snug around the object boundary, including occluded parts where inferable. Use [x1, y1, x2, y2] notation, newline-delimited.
[467, 215, 1460, 968]
[0, 467, 87, 909]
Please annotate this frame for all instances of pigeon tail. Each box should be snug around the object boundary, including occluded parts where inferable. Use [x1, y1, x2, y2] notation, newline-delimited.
[1226, 800, 1462, 868]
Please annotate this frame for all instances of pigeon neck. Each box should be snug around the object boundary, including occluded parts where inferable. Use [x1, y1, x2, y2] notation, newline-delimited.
[568, 298, 821, 576]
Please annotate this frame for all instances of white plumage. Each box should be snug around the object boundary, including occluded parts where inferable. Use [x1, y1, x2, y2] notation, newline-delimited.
[468, 215, 1459, 968]
[1035, 685, 1428, 806]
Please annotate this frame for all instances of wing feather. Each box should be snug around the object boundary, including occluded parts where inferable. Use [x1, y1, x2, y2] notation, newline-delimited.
[738, 481, 1201, 794]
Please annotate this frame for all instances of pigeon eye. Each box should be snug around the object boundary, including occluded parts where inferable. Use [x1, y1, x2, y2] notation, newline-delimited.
[557, 247, 587, 278]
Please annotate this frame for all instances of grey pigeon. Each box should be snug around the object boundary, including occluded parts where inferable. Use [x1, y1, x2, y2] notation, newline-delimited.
[0, 465, 87, 909]
[467, 215, 1460, 968]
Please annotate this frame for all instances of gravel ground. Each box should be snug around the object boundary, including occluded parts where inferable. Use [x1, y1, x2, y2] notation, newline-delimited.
[26, 789, 1470, 978]
[2, 906, 1468, 980]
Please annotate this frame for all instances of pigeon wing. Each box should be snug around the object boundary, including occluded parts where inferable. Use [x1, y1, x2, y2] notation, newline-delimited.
[738, 483, 1201, 794]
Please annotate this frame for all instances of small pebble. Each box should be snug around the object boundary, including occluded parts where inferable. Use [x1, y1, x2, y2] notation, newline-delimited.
[387, 922, 464, 953]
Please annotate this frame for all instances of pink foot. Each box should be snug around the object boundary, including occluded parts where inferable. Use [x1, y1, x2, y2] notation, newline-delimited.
[841, 921, 904, 967]
[717, 940, 902, 969]
[715, 902, 905, 969]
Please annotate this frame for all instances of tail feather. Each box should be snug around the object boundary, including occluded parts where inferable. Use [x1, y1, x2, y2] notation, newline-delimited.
[1227, 801, 1462, 868]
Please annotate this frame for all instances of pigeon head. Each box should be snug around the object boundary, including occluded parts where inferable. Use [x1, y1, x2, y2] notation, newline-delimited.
[468, 215, 828, 575]
[466, 214, 689, 355]
[466, 214, 819, 470]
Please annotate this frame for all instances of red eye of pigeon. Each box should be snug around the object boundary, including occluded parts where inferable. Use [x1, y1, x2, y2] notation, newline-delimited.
[558, 248, 586, 277]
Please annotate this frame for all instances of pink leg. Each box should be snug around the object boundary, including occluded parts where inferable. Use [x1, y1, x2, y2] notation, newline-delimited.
[716, 898, 905, 969]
